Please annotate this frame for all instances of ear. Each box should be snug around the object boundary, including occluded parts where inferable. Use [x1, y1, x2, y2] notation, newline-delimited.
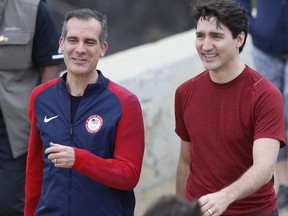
[59, 36, 64, 53]
[236, 31, 245, 48]
[100, 42, 108, 57]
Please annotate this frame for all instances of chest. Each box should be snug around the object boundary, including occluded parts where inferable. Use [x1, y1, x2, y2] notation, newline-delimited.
[35, 90, 122, 157]
[183, 84, 255, 144]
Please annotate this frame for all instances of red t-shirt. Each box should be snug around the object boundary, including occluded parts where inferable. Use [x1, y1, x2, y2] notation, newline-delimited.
[175, 65, 286, 215]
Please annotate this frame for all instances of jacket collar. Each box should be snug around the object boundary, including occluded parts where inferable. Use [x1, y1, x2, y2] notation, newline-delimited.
[60, 70, 109, 95]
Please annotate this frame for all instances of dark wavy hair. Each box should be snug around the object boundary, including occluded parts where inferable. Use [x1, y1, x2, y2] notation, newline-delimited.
[192, 0, 248, 53]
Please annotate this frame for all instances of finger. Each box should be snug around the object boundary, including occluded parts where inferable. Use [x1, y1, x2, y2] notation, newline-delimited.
[47, 153, 57, 160]
[53, 158, 62, 167]
[207, 208, 213, 216]
[198, 196, 208, 207]
[45, 147, 53, 154]
[54, 158, 60, 167]
[45, 146, 59, 155]
[50, 142, 58, 147]
[45, 143, 61, 154]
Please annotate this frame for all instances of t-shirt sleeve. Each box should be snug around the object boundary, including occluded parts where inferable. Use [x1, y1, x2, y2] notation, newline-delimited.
[174, 83, 191, 142]
[32, 0, 63, 67]
[254, 82, 286, 147]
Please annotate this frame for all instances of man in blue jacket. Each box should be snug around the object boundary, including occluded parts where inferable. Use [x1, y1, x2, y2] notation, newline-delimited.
[235, 0, 288, 209]
[24, 8, 145, 216]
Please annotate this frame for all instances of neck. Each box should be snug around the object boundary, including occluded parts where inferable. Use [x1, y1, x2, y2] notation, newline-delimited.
[66, 71, 99, 96]
[209, 62, 245, 84]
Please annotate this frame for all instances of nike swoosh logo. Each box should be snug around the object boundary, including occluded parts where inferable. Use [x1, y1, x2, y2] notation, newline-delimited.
[44, 115, 59, 123]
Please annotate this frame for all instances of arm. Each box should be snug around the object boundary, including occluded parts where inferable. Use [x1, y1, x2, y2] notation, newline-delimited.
[33, 1, 63, 81]
[24, 89, 44, 216]
[176, 140, 191, 196]
[74, 96, 144, 190]
[39, 65, 61, 83]
[199, 138, 280, 216]
[45, 95, 145, 191]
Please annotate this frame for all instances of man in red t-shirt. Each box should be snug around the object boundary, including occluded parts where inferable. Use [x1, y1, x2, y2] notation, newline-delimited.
[174, 1, 286, 215]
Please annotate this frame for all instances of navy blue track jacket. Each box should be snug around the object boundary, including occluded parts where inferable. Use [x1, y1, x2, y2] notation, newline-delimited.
[25, 71, 145, 216]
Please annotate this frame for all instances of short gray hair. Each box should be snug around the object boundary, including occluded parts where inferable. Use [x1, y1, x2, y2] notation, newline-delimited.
[61, 8, 108, 46]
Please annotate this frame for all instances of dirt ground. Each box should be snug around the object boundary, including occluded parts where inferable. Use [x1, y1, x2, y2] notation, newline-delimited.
[134, 177, 288, 216]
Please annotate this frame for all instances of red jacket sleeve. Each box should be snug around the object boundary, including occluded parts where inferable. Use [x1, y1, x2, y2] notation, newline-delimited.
[73, 90, 145, 190]
[24, 79, 60, 216]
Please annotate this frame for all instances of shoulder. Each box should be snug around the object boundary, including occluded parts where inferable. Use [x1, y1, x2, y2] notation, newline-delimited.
[106, 80, 143, 115]
[30, 77, 60, 101]
[242, 66, 283, 112]
[176, 70, 208, 96]
[244, 66, 281, 95]
[36, 0, 52, 17]
[107, 80, 140, 104]
[35, 0, 58, 32]
[29, 77, 60, 118]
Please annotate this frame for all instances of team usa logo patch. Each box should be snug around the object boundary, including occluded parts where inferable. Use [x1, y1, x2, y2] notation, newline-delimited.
[85, 115, 103, 134]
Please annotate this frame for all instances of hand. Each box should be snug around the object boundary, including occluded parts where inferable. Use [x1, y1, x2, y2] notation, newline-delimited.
[198, 191, 230, 216]
[45, 142, 75, 168]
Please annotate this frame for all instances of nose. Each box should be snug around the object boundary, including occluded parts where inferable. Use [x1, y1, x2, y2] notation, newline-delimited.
[202, 38, 213, 51]
[75, 42, 86, 54]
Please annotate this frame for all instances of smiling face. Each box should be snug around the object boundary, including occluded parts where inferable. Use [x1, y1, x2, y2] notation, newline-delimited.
[195, 16, 244, 75]
[59, 17, 108, 78]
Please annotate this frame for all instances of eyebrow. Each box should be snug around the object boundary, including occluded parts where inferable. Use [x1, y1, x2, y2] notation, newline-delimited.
[86, 38, 98, 43]
[211, 32, 224, 36]
[66, 36, 98, 43]
[196, 31, 224, 36]
[66, 36, 77, 40]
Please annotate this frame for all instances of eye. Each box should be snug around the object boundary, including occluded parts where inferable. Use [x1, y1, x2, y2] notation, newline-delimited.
[212, 33, 223, 39]
[86, 40, 97, 46]
[196, 33, 204, 39]
[67, 38, 77, 44]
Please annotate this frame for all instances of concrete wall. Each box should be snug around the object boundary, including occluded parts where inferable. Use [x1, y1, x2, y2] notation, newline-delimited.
[98, 29, 254, 193]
